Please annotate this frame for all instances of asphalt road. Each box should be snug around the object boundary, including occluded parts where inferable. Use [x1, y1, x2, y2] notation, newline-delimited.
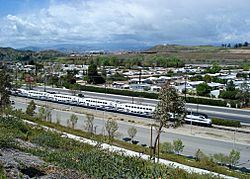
[32, 86, 250, 123]
[13, 99, 250, 169]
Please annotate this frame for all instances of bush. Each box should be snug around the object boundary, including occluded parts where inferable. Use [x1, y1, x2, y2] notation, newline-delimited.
[0, 162, 5, 177]
[0, 128, 16, 148]
[160, 142, 173, 154]
[31, 131, 83, 150]
[212, 118, 241, 127]
[173, 139, 184, 155]
[186, 96, 227, 107]
[0, 116, 29, 138]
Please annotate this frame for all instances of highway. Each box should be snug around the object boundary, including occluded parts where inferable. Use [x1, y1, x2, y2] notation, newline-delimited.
[32, 86, 250, 124]
[13, 99, 250, 169]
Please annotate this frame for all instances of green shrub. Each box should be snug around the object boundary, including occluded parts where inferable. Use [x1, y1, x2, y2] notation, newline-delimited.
[160, 142, 173, 154]
[0, 162, 5, 178]
[186, 96, 227, 106]
[30, 130, 84, 150]
[212, 118, 241, 127]
[0, 128, 16, 148]
[0, 116, 29, 140]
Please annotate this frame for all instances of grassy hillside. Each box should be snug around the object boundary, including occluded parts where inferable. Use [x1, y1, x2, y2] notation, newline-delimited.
[0, 47, 65, 61]
[144, 44, 250, 64]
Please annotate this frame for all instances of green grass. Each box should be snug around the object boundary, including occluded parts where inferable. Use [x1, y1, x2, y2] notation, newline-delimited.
[12, 110, 250, 179]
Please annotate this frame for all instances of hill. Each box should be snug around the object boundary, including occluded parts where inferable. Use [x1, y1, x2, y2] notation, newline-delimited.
[0, 47, 65, 61]
[143, 44, 250, 64]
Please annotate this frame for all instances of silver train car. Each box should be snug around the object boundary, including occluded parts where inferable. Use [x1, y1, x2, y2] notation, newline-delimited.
[15, 88, 212, 126]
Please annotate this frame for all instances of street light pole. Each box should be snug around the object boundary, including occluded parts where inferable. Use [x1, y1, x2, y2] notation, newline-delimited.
[191, 108, 193, 134]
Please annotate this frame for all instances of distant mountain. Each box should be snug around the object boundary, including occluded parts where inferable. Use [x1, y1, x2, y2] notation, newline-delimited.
[0, 47, 65, 61]
[20, 43, 151, 53]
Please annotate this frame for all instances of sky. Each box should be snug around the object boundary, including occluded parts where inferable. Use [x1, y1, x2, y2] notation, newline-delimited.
[0, 0, 250, 48]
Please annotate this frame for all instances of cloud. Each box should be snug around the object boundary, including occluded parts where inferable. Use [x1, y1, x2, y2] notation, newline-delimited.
[0, 0, 250, 47]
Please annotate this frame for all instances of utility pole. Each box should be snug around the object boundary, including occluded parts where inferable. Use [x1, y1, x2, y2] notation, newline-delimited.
[190, 108, 193, 134]
[150, 124, 153, 160]
[184, 73, 187, 102]
[139, 68, 142, 84]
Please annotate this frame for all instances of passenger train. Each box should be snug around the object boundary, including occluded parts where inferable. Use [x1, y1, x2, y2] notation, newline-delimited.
[12, 88, 212, 126]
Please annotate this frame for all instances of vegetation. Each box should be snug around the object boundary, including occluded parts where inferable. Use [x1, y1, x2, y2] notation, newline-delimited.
[212, 118, 241, 127]
[205, 63, 222, 74]
[160, 142, 174, 154]
[84, 113, 95, 134]
[189, 74, 226, 84]
[8, 110, 249, 178]
[236, 82, 250, 107]
[196, 83, 212, 97]
[0, 115, 222, 179]
[127, 127, 137, 140]
[69, 114, 78, 129]
[87, 60, 105, 84]
[0, 47, 65, 61]
[26, 100, 36, 116]
[0, 67, 12, 113]
[160, 139, 185, 155]
[105, 118, 119, 140]
[90, 55, 185, 68]
[173, 139, 185, 155]
[213, 149, 240, 168]
[152, 82, 185, 160]
[219, 80, 240, 100]
[38, 106, 52, 122]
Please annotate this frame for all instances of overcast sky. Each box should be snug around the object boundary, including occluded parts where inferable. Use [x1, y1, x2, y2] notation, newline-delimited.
[0, 0, 249, 48]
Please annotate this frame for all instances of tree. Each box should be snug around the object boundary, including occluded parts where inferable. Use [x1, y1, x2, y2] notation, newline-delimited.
[236, 82, 250, 106]
[206, 63, 221, 73]
[38, 107, 52, 122]
[219, 80, 239, 100]
[226, 80, 236, 91]
[127, 127, 137, 140]
[196, 83, 212, 96]
[243, 41, 249, 47]
[38, 106, 46, 120]
[173, 139, 184, 155]
[152, 82, 185, 161]
[195, 149, 207, 161]
[228, 149, 240, 168]
[87, 61, 105, 84]
[203, 75, 212, 83]
[45, 108, 52, 122]
[105, 118, 119, 140]
[69, 114, 78, 129]
[84, 113, 95, 134]
[0, 68, 12, 113]
[26, 100, 36, 116]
